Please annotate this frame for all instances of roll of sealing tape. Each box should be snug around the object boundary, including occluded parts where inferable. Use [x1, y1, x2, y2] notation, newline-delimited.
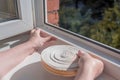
[41, 45, 80, 77]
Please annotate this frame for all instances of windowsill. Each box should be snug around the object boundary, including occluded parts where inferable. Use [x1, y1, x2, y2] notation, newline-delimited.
[0, 25, 119, 80]
[2, 52, 116, 80]
[1, 52, 41, 80]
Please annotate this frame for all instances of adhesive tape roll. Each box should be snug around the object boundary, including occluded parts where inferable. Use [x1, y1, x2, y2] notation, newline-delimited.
[41, 45, 80, 77]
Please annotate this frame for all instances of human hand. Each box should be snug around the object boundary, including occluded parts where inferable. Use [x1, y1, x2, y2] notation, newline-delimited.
[28, 29, 56, 51]
[76, 50, 104, 79]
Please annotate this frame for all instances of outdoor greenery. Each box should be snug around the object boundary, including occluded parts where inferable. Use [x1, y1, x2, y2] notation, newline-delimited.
[59, 0, 120, 50]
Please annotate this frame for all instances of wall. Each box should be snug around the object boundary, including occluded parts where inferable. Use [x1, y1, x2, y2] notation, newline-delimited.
[47, 0, 59, 26]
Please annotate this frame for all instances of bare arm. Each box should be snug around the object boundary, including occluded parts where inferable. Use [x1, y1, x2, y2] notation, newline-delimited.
[0, 29, 56, 78]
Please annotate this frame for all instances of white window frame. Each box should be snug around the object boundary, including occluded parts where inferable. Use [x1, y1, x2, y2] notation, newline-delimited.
[0, 0, 34, 40]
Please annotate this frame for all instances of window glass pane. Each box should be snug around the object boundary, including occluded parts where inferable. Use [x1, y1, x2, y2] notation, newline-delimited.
[0, 0, 18, 22]
[46, 0, 120, 50]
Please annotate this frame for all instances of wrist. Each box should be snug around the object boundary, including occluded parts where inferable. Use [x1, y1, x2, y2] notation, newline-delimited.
[27, 40, 42, 51]
[26, 40, 39, 52]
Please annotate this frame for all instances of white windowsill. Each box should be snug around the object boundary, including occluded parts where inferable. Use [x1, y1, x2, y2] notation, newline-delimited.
[2, 52, 116, 80]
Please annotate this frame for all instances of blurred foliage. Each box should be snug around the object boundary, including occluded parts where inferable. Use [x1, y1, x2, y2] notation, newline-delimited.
[59, 0, 120, 50]
[59, 6, 92, 33]
[90, 2, 120, 49]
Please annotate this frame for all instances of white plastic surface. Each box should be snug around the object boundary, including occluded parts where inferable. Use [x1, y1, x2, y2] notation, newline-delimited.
[2, 52, 74, 80]
[2, 52, 115, 80]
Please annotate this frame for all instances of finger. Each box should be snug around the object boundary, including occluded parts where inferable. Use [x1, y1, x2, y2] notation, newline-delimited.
[51, 37, 57, 41]
[36, 29, 41, 36]
[48, 37, 57, 42]
[77, 50, 84, 57]
[31, 29, 36, 34]
[44, 36, 52, 42]
[40, 30, 50, 37]
[44, 40, 55, 47]
[77, 50, 85, 64]
[78, 57, 83, 66]
[35, 28, 48, 37]
[48, 37, 57, 43]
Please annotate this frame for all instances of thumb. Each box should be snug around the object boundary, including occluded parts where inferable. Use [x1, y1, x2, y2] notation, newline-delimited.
[77, 50, 84, 57]
[77, 50, 92, 60]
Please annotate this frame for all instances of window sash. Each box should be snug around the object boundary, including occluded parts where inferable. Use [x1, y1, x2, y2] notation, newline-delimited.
[0, 0, 34, 40]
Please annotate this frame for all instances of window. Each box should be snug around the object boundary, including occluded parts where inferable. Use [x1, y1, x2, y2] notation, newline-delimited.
[0, 0, 18, 23]
[46, 0, 120, 51]
[0, 0, 34, 40]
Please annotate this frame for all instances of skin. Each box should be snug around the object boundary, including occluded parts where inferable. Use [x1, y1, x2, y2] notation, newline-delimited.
[74, 51, 104, 80]
[0, 29, 56, 78]
[0, 29, 104, 80]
